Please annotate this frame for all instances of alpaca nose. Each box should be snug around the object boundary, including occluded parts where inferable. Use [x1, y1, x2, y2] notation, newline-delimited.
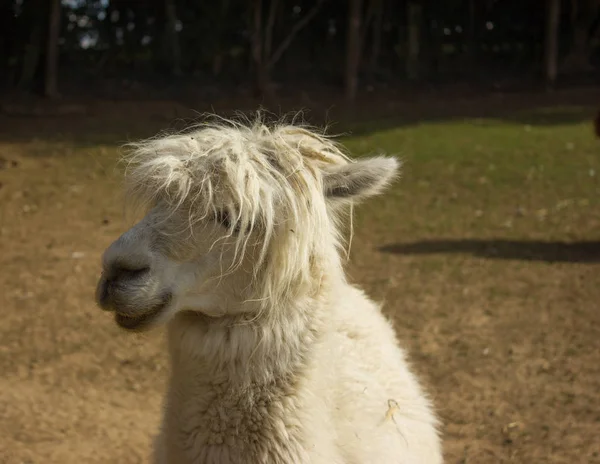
[109, 262, 151, 282]
[100, 241, 153, 294]
[101, 224, 153, 283]
[97, 259, 151, 311]
[96, 221, 156, 311]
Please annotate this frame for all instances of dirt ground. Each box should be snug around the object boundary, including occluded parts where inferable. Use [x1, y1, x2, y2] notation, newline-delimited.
[0, 90, 599, 463]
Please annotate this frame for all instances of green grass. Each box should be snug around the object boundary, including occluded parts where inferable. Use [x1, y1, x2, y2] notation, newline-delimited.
[342, 110, 599, 243]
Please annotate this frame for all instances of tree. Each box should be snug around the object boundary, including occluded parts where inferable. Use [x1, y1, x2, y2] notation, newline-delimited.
[18, 0, 46, 91]
[345, 0, 381, 100]
[562, 0, 600, 74]
[544, 0, 561, 88]
[466, 0, 480, 67]
[345, 0, 362, 101]
[367, 0, 384, 80]
[406, 1, 423, 81]
[251, 0, 326, 98]
[44, 0, 62, 97]
[209, 0, 233, 77]
[164, 0, 182, 75]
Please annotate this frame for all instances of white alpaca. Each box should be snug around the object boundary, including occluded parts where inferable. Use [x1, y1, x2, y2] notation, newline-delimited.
[96, 117, 442, 464]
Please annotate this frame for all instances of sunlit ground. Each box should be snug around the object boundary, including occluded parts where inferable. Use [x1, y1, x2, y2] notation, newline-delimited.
[0, 96, 598, 463]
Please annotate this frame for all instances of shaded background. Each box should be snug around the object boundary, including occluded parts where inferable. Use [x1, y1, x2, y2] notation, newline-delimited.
[1, 0, 600, 103]
[1, 1, 600, 464]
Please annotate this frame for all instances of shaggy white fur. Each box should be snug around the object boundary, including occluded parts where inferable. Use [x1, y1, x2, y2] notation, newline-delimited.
[96, 116, 443, 463]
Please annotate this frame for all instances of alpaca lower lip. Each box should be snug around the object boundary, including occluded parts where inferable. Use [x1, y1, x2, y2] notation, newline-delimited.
[115, 304, 164, 330]
[114, 294, 172, 331]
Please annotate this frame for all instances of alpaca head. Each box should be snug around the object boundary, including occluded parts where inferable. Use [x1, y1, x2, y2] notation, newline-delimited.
[96, 118, 399, 331]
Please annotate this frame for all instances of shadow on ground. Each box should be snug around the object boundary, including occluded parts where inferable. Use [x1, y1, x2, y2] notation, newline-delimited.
[379, 239, 600, 263]
[1, 86, 599, 153]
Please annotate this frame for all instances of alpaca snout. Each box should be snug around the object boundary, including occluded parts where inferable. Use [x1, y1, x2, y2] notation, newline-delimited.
[95, 275, 112, 310]
[100, 224, 154, 287]
[95, 267, 172, 331]
[95, 266, 153, 313]
[110, 263, 151, 281]
[97, 232, 155, 310]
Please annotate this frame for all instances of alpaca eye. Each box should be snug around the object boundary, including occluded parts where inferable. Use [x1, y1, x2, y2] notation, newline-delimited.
[215, 210, 231, 229]
[214, 210, 248, 234]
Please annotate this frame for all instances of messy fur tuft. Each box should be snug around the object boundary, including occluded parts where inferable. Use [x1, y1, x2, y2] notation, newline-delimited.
[122, 113, 354, 314]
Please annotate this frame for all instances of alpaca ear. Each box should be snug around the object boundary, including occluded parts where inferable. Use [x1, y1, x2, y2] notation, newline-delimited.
[323, 157, 400, 202]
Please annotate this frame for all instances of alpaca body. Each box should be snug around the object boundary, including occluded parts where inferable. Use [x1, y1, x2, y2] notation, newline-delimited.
[154, 283, 441, 464]
[95, 118, 443, 464]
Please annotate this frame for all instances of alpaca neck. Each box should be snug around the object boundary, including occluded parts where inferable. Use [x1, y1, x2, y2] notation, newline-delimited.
[167, 291, 327, 389]
[166, 247, 346, 391]
[163, 289, 336, 461]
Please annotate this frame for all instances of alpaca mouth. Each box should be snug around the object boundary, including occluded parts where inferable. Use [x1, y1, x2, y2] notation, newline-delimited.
[114, 293, 172, 331]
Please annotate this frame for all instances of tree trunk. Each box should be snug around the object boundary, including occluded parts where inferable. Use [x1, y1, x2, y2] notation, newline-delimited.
[406, 1, 422, 81]
[368, 0, 383, 81]
[345, 0, 363, 101]
[561, 0, 599, 73]
[252, 0, 324, 99]
[211, 0, 231, 77]
[544, 0, 561, 88]
[212, 54, 223, 76]
[562, 24, 594, 72]
[164, 0, 182, 76]
[44, 0, 61, 98]
[466, 0, 479, 68]
[18, 0, 45, 91]
[251, 0, 270, 97]
[264, 0, 279, 62]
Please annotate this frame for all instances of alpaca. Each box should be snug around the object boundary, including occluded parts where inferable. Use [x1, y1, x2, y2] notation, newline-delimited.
[96, 116, 443, 464]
